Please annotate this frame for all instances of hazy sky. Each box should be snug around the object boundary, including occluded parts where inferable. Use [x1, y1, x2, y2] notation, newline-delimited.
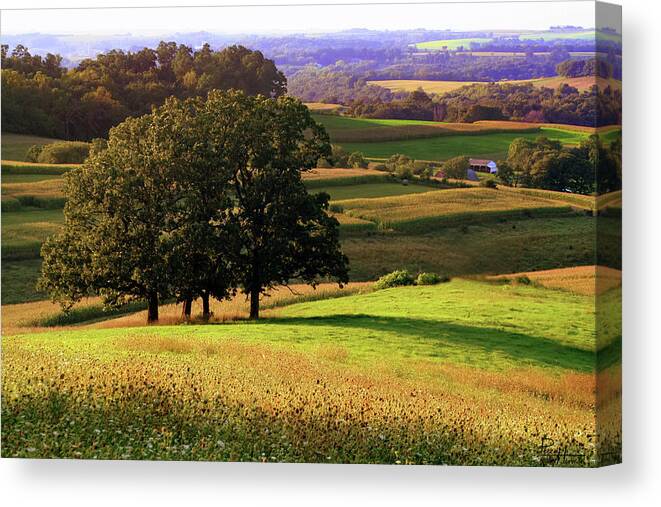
[1, 1, 598, 36]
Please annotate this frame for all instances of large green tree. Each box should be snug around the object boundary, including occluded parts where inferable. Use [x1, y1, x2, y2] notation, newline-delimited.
[39, 99, 234, 323]
[202, 90, 348, 319]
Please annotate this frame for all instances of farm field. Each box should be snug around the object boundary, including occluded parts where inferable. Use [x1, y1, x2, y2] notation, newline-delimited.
[368, 79, 481, 94]
[414, 37, 494, 50]
[341, 215, 617, 281]
[335, 187, 578, 232]
[1, 278, 622, 464]
[310, 113, 541, 143]
[310, 113, 620, 161]
[1, 169, 615, 305]
[486, 265, 622, 296]
[304, 102, 346, 113]
[413, 30, 620, 52]
[338, 128, 589, 162]
[370, 76, 622, 95]
[1, 132, 61, 161]
[312, 182, 433, 201]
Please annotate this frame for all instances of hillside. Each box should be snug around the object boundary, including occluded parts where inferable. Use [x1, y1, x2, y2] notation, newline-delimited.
[2, 278, 621, 463]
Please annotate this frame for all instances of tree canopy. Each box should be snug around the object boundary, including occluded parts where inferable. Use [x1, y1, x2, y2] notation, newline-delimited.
[1, 43, 286, 140]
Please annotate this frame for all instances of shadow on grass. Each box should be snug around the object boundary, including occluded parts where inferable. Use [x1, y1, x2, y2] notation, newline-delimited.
[259, 314, 595, 372]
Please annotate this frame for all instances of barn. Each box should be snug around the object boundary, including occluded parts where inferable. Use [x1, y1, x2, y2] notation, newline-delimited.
[469, 158, 498, 174]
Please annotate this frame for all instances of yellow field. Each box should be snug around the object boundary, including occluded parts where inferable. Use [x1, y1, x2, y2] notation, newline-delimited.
[368, 79, 481, 94]
[336, 187, 574, 229]
[302, 167, 385, 181]
[2, 330, 615, 463]
[498, 186, 596, 211]
[370, 76, 622, 95]
[304, 102, 347, 113]
[473, 120, 617, 135]
[1, 178, 64, 200]
[487, 265, 622, 296]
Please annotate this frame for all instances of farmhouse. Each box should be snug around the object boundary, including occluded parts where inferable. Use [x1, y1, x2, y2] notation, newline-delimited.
[469, 158, 498, 174]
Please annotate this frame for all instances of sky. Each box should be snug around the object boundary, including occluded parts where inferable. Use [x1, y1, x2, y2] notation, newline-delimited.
[1, 1, 598, 36]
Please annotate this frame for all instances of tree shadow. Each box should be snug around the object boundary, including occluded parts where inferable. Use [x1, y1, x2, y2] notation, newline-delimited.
[261, 314, 594, 371]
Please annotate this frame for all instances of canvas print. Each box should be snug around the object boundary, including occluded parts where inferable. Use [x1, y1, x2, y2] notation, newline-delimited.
[0, 1, 621, 466]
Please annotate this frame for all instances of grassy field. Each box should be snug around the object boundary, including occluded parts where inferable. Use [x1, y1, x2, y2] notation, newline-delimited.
[414, 31, 620, 51]
[339, 128, 588, 162]
[341, 215, 613, 281]
[415, 37, 494, 50]
[1, 133, 62, 162]
[310, 113, 619, 162]
[1, 278, 621, 464]
[311, 113, 540, 143]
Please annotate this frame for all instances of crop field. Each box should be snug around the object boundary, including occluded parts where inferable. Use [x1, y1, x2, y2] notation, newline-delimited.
[338, 128, 588, 162]
[334, 187, 581, 233]
[1, 177, 65, 211]
[304, 102, 346, 113]
[368, 79, 481, 94]
[1, 279, 621, 464]
[414, 37, 494, 51]
[311, 113, 540, 143]
[371, 77, 622, 95]
[486, 265, 622, 296]
[302, 167, 391, 188]
[312, 182, 434, 201]
[1, 133, 62, 162]
[0, 177, 613, 304]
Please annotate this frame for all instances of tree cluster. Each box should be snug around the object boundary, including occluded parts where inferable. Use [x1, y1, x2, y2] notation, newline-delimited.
[38, 91, 349, 323]
[502, 134, 621, 194]
[1, 43, 286, 140]
[556, 58, 612, 78]
[434, 82, 621, 126]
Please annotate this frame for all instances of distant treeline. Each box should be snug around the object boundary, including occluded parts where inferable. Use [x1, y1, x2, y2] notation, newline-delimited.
[289, 55, 621, 127]
[350, 82, 620, 127]
[1, 43, 286, 140]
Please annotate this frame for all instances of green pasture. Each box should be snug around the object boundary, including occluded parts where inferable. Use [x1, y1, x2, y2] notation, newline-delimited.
[5, 279, 597, 371]
[338, 128, 587, 161]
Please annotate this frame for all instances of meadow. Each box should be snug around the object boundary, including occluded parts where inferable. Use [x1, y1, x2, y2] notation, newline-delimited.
[338, 128, 588, 162]
[1, 278, 622, 464]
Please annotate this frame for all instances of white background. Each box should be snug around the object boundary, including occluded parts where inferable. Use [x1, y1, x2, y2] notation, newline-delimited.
[1, 1, 659, 506]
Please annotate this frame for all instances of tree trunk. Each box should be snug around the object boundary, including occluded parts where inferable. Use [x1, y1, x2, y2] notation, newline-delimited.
[181, 298, 192, 322]
[147, 292, 159, 324]
[249, 289, 260, 320]
[202, 292, 211, 321]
